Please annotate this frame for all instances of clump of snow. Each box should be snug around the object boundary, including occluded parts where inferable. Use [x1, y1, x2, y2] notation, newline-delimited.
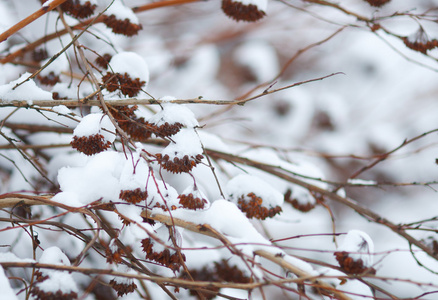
[339, 230, 374, 267]
[108, 51, 149, 83]
[0, 265, 18, 300]
[161, 129, 203, 159]
[226, 174, 284, 207]
[39, 246, 71, 266]
[0, 73, 52, 103]
[53, 151, 125, 206]
[104, 0, 139, 24]
[73, 113, 116, 143]
[0, 252, 36, 263]
[233, 40, 279, 82]
[347, 178, 377, 186]
[238, 0, 268, 11]
[37, 271, 79, 294]
[148, 103, 199, 128]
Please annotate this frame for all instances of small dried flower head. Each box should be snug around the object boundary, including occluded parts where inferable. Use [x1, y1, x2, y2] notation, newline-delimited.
[363, 0, 391, 7]
[108, 105, 153, 142]
[105, 239, 132, 264]
[38, 71, 60, 86]
[237, 192, 282, 220]
[32, 48, 49, 62]
[148, 102, 199, 137]
[334, 230, 376, 274]
[227, 174, 283, 219]
[102, 72, 145, 97]
[102, 52, 149, 97]
[156, 153, 204, 174]
[61, 0, 97, 19]
[141, 237, 186, 271]
[221, 0, 267, 22]
[95, 53, 113, 69]
[284, 188, 316, 212]
[402, 28, 438, 54]
[102, 1, 142, 36]
[119, 188, 148, 204]
[178, 185, 209, 210]
[71, 113, 115, 156]
[109, 266, 137, 297]
[31, 247, 79, 300]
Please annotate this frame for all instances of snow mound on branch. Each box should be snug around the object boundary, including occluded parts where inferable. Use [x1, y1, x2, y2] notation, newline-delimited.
[339, 230, 374, 267]
[148, 103, 199, 128]
[226, 174, 284, 207]
[109, 51, 149, 84]
[0, 265, 18, 300]
[0, 73, 52, 103]
[73, 113, 116, 143]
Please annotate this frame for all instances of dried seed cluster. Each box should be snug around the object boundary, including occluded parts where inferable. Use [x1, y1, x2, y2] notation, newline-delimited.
[103, 15, 143, 36]
[181, 259, 252, 299]
[31, 271, 78, 300]
[153, 202, 178, 212]
[402, 37, 438, 54]
[141, 238, 186, 271]
[61, 0, 97, 19]
[102, 72, 145, 97]
[95, 53, 113, 69]
[105, 243, 132, 264]
[284, 189, 315, 212]
[153, 122, 184, 138]
[156, 153, 204, 174]
[334, 251, 376, 274]
[364, 0, 391, 7]
[221, 0, 266, 22]
[119, 188, 148, 204]
[237, 193, 282, 220]
[71, 134, 112, 156]
[109, 105, 152, 142]
[178, 193, 207, 210]
[38, 71, 60, 86]
[109, 279, 137, 297]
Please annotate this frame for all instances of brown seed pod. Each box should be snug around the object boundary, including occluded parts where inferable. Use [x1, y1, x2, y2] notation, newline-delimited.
[284, 188, 316, 213]
[119, 188, 148, 204]
[71, 134, 112, 156]
[95, 53, 113, 69]
[141, 238, 186, 271]
[156, 153, 204, 174]
[61, 0, 97, 19]
[38, 71, 61, 86]
[178, 193, 208, 210]
[363, 0, 391, 7]
[237, 192, 282, 220]
[109, 279, 137, 297]
[334, 251, 376, 275]
[30, 287, 78, 300]
[103, 14, 143, 36]
[221, 0, 266, 22]
[102, 72, 145, 97]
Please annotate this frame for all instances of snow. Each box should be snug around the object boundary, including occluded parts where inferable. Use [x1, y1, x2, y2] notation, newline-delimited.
[161, 128, 203, 158]
[0, 252, 35, 263]
[148, 103, 199, 128]
[104, 0, 139, 24]
[0, 265, 18, 300]
[37, 271, 79, 294]
[226, 174, 284, 207]
[108, 51, 149, 84]
[39, 246, 71, 266]
[338, 230, 374, 267]
[54, 151, 125, 206]
[0, 73, 52, 103]
[347, 178, 377, 186]
[73, 113, 116, 143]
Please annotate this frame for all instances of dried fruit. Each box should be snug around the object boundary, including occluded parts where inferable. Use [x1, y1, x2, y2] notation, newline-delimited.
[363, 0, 391, 7]
[102, 72, 145, 97]
[237, 192, 282, 220]
[103, 14, 142, 36]
[156, 153, 204, 174]
[221, 0, 267, 22]
[119, 188, 148, 204]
